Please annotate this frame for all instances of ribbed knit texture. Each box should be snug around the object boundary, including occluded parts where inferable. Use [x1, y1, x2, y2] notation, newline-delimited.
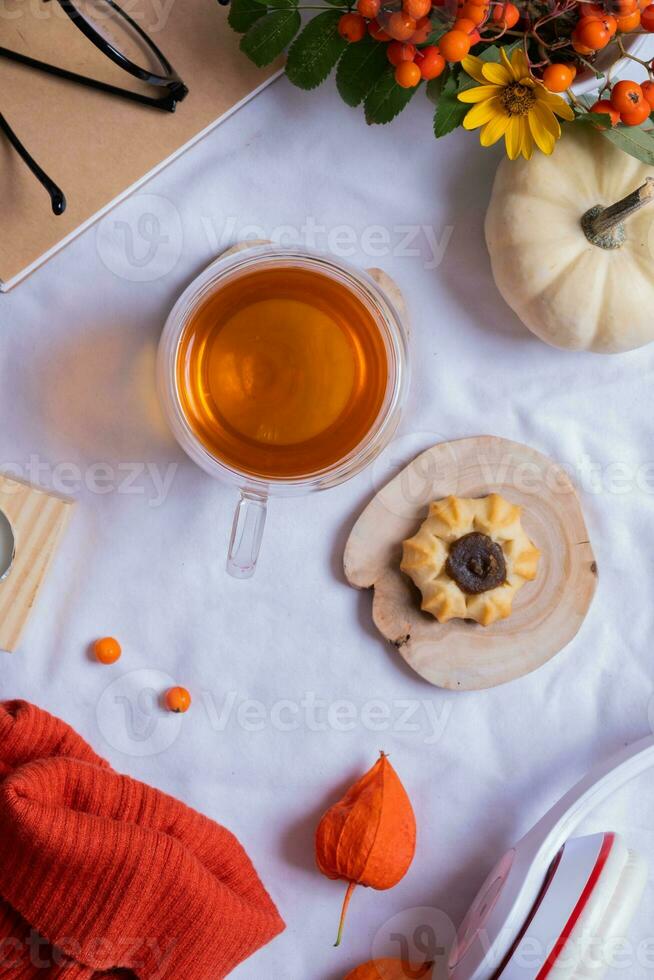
[0, 701, 284, 978]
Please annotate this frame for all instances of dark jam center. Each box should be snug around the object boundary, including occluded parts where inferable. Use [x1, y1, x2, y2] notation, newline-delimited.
[445, 532, 507, 595]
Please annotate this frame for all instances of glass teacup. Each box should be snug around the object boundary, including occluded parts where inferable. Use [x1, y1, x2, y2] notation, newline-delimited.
[157, 244, 409, 578]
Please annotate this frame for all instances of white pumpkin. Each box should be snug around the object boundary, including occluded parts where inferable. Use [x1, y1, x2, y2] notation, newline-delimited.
[485, 129, 654, 354]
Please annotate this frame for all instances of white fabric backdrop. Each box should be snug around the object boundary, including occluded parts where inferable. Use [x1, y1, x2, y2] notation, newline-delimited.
[2, 72, 654, 980]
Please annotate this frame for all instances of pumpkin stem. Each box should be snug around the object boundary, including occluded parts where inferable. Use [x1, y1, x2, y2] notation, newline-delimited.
[582, 177, 654, 250]
[334, 880, 357, 947]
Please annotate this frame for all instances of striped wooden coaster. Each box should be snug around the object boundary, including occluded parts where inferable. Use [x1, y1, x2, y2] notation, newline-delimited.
[0, 475, 74, 653]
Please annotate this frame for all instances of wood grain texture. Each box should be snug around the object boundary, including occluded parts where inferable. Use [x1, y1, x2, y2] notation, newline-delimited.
[0, 476, 74, 653]
[344, 436, 597, 691]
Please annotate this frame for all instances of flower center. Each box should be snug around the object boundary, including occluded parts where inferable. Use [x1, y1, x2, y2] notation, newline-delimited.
[501, 82, 536, 116]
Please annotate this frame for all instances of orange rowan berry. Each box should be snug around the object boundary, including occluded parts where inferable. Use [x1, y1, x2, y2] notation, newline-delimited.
[338, 12, 367, 40]
[416, 44, 446, 78]
[165, 686, 192, 713]
[93, 637, 122, 665]
[616, 8, 641, 27]
[387, 40, 417, 64]
[368, 17, 390, 39]
[454, 16, 482, 40]
[641, 79, 654, 107]
[358, 0, 381, 17]
[387, 10, 417, 38]
[610, 79, 644, 112]
[460, 2, 489, 23]
[641, 2, 654, 26]
[403, 0, 431, 18]
[542, 63, 575, 91]
[577, 16, 611, 47]
[395, 60, 422, 86]
[410, 15, 433, 42]
[621, 100, 651, 124]
[439, 28, 471, 59]
[492, 1, 519, 26]
[589, 98, 620, 125]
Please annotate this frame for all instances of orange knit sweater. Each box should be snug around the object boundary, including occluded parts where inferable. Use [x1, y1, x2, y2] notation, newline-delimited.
[0, 701, 284, 978]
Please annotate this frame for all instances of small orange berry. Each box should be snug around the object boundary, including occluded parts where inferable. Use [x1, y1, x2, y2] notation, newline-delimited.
[416, 44, 446, 78]
[542, 63, 575, 91]
[641, 2, 654, 25]
[368, 17, 390, 39]
[439, 28, 471, 60]
[93, 636, 122, 665]
[589, 98, 620, 125]
[610, 78, 644, 112]
[616, 7, 641, 27]
[609, 0, 638, 13]
[453, 16, 482, 39]
[387, 10, 417, 38]
[410, 15, 432, 41]
[459, 2, 489, 23]
[358, 0, 381, 17]
[571, 29, 595, 52]
[387, 40, 416, 64]
[621, 100, 651, 124]
[395, 60, 422, 86]
[492, 1, 519, 26]
[641, 79, 654, 107]
[403, 0, 431, 18]
[338, 12, 367, 41]
[577, 16, 611, 47]
[165, 686, 192, 713]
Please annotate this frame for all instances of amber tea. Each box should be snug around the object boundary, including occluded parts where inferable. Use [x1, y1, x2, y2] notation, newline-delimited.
[176, 265, 390, 480]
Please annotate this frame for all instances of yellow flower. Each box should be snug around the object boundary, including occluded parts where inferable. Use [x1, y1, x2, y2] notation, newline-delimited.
[457, 47, 574, 160]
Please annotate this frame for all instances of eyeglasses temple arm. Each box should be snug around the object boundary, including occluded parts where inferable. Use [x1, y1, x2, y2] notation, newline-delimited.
[0, 47, 180, 113]
[0, 111, 66, 215]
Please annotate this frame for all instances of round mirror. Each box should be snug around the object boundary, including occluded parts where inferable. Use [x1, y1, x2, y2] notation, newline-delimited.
[0, 510, 15, 583]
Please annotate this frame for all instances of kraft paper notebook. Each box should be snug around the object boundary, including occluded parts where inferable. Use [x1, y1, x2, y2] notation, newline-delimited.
[0, 1, 281, 291]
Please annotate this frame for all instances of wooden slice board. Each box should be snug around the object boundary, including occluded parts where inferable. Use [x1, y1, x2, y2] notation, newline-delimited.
[0, 476, 74, 653]
[344, 436, 597, 691]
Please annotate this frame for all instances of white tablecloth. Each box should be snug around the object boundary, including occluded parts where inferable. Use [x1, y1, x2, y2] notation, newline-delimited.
[2, 74, 654, 980]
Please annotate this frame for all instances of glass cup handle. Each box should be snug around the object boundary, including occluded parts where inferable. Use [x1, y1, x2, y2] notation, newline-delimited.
[227, 492, 268, 579]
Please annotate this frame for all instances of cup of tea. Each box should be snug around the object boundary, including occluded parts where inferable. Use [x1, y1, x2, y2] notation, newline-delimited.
[157, 244, 410, 578]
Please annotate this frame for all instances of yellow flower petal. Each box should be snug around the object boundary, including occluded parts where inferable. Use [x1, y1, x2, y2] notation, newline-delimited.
[504, 117, 522, 159]
[536, 88, 575, 120]
[461, 55, 487, 83]
[480, 112, 510, 146]
[458, 84, 503, 103]
[463, 97, 505, 130]
[532, 99, 561, 140]
[528, 115, 555, 155]
[520, 116, 535, 159]
[482, 62, 512, 85]
[509, 47, 530, 80]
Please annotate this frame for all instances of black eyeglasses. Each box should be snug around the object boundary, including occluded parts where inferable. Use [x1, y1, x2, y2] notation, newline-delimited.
[1, 0, 189, 215]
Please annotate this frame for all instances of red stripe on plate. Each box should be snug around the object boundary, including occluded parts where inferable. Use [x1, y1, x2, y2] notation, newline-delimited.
[535, 833, 616, 980]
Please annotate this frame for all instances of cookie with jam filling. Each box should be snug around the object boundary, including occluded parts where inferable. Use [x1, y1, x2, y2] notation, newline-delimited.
[400, 494, 540, 627]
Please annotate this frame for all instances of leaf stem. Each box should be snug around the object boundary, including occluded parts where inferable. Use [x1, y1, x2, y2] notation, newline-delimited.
[334, 881, 357, 948]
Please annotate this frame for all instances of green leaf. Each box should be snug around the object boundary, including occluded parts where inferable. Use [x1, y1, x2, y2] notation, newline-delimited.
[336, 35, 389, 107]
[364, 67, 419, 124]
[425, 67, 450, 105]
[240, 9, 301, 66]
[434, 73, 468, 138]
[602, 123, 654, 165]
[323, 0, 349, 6]
[228, 0, 266, 34]
[286, 11, 347, 90]
[571, 111, 612, 130]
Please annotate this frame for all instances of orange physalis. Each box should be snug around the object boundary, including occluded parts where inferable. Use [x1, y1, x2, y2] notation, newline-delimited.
[315, 752, 417, 946]
[345, 960, 433, 980]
